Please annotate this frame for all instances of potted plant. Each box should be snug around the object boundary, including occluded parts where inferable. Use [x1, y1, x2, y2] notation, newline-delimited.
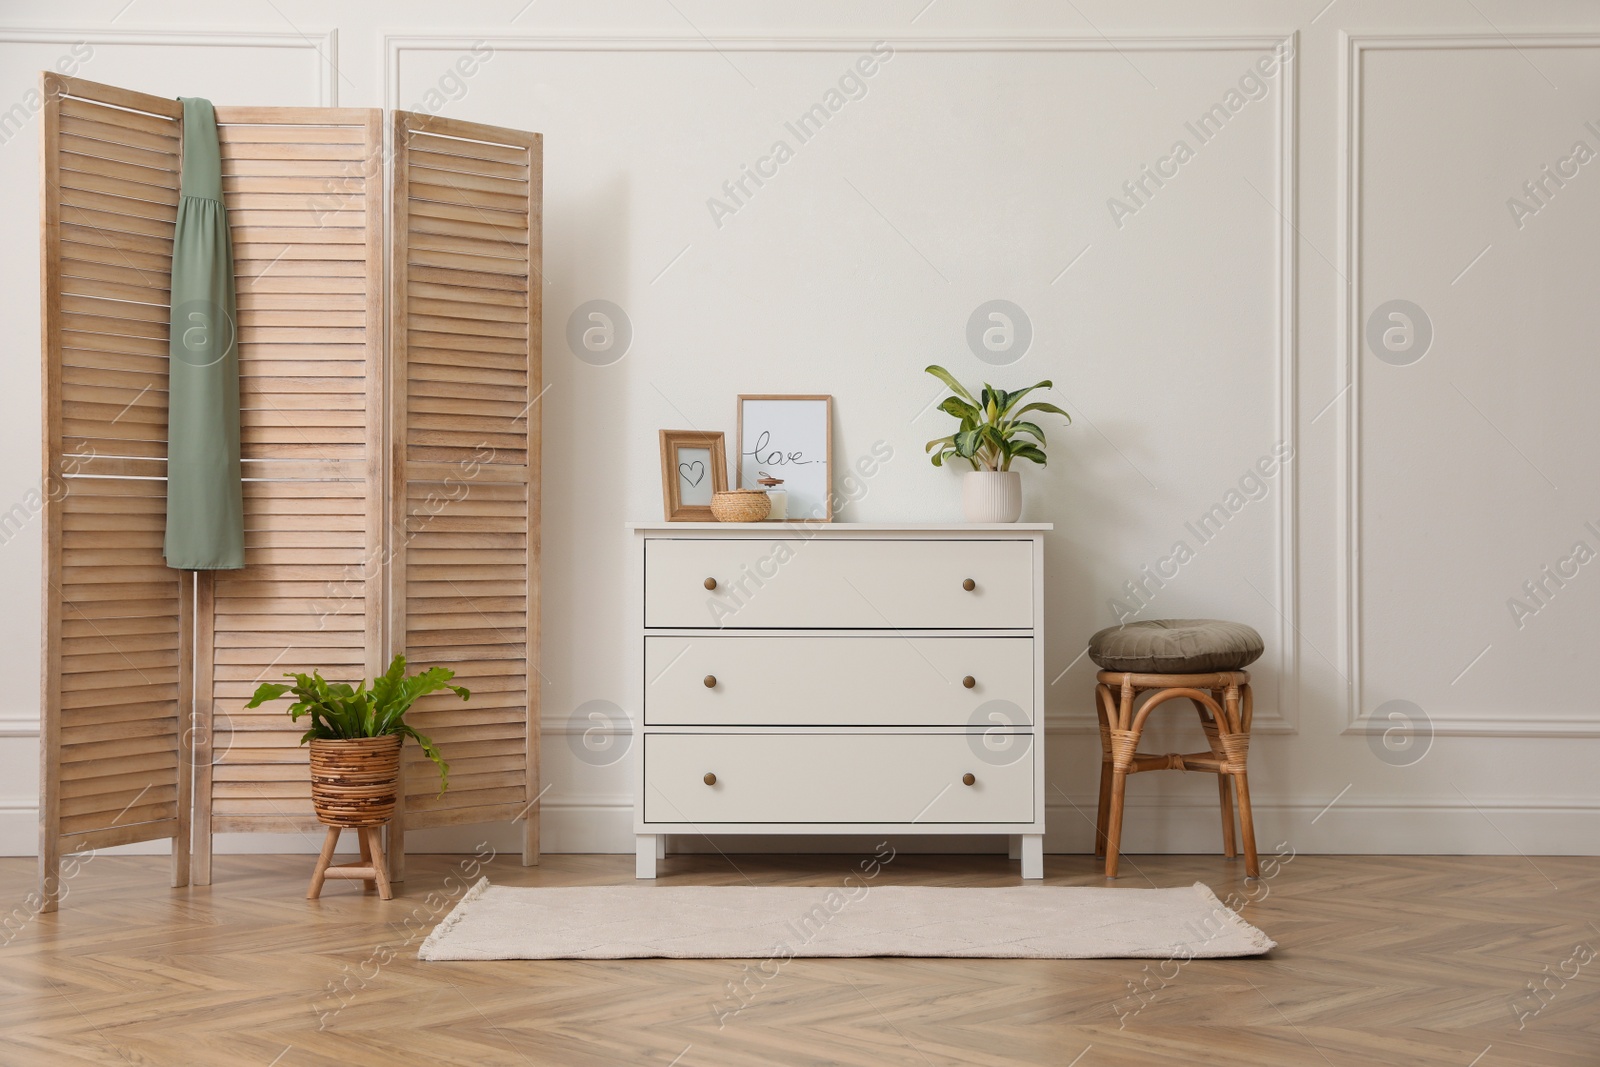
[922, 365, 1071, 522]
[246, 655, 469, 827]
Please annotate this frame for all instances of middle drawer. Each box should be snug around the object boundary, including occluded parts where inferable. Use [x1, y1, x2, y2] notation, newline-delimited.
[644, 635, 1035, 727]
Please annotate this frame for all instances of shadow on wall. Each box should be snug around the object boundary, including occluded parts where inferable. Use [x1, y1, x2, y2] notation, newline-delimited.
[1037, 412, 1147, 687]
[546, 169, 631, 726]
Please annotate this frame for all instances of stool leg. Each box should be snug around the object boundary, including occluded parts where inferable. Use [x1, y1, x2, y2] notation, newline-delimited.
[1105, 766, 1128, 879]
[1095, 757, 1113, 858]
[1095, 687, 1113, 858]
[1204, 689, 1237, 860]
[1104, 677, 1137, 879]
[1223, 682, 1259, 878]
[307, 826, 341, 900]
[1218, 774, 1237, 859]
[1234, 770, 1260, 878]
[363, 825, 393, 900]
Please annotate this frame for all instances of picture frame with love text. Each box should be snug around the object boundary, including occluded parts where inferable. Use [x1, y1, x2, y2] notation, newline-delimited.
[659, 429, 728, 521]
[737, 394, 834, 522]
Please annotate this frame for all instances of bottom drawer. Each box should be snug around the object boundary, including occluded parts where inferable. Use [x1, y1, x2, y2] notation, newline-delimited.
[642, 733, 1034, 824]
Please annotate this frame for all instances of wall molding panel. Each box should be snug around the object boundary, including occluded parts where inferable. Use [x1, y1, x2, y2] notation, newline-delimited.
[0, 27, 340, 105]
[1336, 32, 1600, 739]
[390, 31, 1301, 745]
[0, 715, 38, 739]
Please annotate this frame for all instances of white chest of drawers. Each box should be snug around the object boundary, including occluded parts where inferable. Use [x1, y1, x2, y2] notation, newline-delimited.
[629, 522, 1049, 879]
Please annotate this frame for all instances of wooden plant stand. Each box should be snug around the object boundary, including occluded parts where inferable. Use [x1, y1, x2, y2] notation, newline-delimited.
[305, 735, 400, 901]
[307, 824, 393, 900]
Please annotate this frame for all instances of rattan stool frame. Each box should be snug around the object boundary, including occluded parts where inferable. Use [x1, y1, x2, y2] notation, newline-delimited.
[1094, 669, 1258, 879]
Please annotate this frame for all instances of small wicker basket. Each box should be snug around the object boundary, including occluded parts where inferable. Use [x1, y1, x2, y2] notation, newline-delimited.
[710, 489, 772, 522]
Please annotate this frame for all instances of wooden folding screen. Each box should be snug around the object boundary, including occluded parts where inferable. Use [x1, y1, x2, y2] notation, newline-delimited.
[39, 76, 191, 910]
[389, 111, 543, 871]
[40, 76, 541, 900]
[190, 107, 386, 882]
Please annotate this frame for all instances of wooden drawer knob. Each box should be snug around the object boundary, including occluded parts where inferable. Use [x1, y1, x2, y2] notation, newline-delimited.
[703, 772, 717, 786]
[962, 773, 976, 786]
[704, 577, 717, 590]
[962, 675, 976, 689]
[962, 578, 976, 591]
[703, 675, 717, 689]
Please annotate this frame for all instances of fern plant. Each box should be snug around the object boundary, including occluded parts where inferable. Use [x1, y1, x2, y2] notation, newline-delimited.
[245, 654, 468, 794]
[922, 364, 1071, 471]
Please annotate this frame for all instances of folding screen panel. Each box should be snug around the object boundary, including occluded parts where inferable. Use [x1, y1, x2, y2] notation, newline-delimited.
[39, 75, 191, 909]
[191, 107, 385, 881]
[389, 110, 542, 868]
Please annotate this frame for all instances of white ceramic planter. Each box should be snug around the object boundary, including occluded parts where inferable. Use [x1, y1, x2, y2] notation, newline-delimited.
[962, 470, 1023, 523]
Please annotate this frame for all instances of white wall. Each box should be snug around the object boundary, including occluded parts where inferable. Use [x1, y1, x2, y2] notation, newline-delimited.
[1, 0, 1596, 858]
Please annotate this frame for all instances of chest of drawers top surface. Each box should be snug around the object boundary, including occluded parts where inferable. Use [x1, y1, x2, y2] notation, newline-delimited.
[628, 523, 1053, 531]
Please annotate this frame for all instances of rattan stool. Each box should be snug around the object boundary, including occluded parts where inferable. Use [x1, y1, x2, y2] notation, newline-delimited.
[1087, 618, 1265, 879]
[1093, 669, 1257, 878]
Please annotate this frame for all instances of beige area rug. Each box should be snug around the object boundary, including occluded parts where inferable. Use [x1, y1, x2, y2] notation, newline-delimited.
[418, 879, 1274, 960]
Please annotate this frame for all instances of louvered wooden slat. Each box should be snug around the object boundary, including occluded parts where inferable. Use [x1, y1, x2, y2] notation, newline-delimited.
[390, 111, 542, 872]
[58, 113, 181, 155]
[40, 74, 190, 912]
[191, 108, 385, 879]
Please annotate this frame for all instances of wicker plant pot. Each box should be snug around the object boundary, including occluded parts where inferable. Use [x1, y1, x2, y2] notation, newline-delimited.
[710, 489, 771, 522]
[308, 735, 402, 827]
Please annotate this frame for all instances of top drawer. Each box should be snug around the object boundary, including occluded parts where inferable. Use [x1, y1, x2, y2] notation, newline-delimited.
[644, 538, 1033, 629]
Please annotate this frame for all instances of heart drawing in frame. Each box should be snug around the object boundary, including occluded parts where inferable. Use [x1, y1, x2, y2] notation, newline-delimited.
[678, 460, 706, 487]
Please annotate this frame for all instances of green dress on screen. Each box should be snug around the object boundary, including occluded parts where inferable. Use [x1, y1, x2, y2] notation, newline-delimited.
[164, 96, 243, 570]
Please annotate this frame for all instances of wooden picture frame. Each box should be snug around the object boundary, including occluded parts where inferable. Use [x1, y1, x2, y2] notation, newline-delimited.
[737, 394, 834, 522]
[659, 430, 728, 521]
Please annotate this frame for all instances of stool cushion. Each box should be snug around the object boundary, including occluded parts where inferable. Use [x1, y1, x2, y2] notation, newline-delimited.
[1088, 619, 1263, 674]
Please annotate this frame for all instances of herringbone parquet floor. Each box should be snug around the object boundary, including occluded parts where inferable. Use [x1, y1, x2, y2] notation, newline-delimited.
[0, 850, 1596, 1066]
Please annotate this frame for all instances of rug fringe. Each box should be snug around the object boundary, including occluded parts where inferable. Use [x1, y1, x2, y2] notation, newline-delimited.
[418, 876, 491, 961]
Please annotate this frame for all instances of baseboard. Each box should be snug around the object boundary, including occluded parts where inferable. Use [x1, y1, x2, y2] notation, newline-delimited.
[4, 796, 1597, 857]
[0, 798, 633, 858]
